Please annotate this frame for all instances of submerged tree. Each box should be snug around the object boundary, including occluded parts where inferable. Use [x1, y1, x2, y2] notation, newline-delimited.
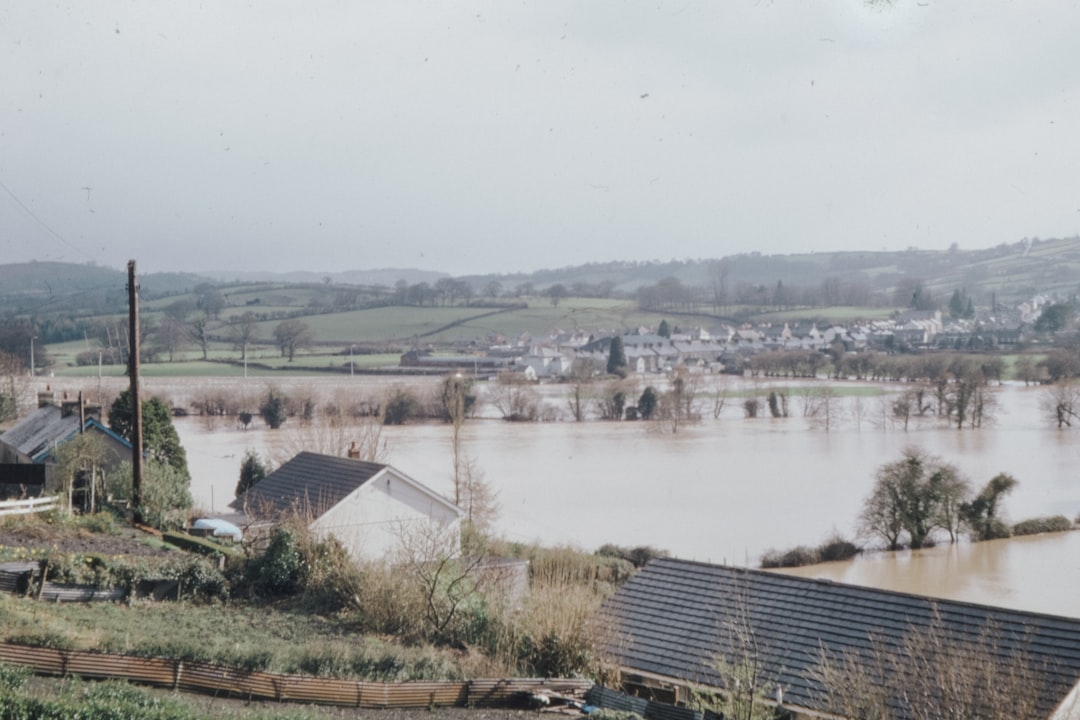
[960, 473, 1018, 541]
[638, 386, 659, 420]
[858, 447, 969, 550]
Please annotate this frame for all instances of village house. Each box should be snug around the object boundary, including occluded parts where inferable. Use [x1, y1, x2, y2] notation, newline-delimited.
[229, 450, 463, 562]
[0, 388, 131, 500]
[602, 558, 1080, 720]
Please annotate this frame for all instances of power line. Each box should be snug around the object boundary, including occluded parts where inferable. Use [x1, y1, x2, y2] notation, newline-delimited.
[0, 177, 93, 261]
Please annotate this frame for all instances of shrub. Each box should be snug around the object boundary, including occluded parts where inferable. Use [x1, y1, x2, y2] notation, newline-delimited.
[0, 663, 29, 693]
[817, 534, 861, 563]
[1012, 515, 1073, 536]
[596, 543, 668, 569]
[778, 545, 819, 568]
[251, 527, 304, 595]
[383, 387, 419, 425]
[260, 391, 288, 429]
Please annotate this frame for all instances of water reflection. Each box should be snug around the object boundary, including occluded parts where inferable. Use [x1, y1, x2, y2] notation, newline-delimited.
[777, 532, 1080, 618]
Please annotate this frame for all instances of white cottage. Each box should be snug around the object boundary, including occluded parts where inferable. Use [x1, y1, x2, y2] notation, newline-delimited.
[230, 451, 462, 561]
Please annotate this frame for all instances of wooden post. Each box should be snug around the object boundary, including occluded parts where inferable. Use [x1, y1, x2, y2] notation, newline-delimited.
[128, 260, 144, 525]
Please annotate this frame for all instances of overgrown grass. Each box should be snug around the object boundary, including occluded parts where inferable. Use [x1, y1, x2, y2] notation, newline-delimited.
[0, 594, 462, 681]
[0, 671, 331, 719]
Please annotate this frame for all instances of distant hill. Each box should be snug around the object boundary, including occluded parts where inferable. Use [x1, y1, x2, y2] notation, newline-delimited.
[0, 261, 212, 316]
[4, 236, 1080, 320]
[463, 236, 1080, 305]
[198, 268, 447, 286]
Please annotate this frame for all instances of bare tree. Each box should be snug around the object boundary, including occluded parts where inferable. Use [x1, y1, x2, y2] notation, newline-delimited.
[188, 313, 212, 360]
[1041, 382, 1080, 428]
[273, 318, 314, 361]
[229, 311, 260, 362]
[711, 374, 731, 419]
[273, 396, 388, 467]
[566, 363, 592, 422]
[803, 385, 841, 431]
[53, 432, 108, 514]
[394, 518, 491, 644]
[154, 315, 190, 362]
[441, 374, 472, 504]
[814, 609, 1044, 720]
[488, 371, 541, 421]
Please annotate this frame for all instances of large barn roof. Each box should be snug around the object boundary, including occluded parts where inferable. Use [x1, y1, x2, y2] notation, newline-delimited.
[603, 557, 1080, 720]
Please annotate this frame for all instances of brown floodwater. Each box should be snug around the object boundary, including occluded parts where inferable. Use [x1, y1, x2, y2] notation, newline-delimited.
[72, 374, 1078, 619]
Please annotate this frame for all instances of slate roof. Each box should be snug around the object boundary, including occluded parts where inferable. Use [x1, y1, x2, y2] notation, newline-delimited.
[0, 405, 81, 461]
[602, 557, 1080, 720]
[229, 451, 387, 516]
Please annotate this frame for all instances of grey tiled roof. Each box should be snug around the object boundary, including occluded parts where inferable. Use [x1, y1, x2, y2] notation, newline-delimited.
[0, 405, 81, 460]
[602, 557, 1080, 719]
[230, 451, 386, 516]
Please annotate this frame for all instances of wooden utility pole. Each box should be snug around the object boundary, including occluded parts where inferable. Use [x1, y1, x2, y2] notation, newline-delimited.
[127, 260, 144, 524]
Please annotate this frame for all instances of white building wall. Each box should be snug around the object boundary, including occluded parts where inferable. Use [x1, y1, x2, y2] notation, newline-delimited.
[310, 470, 461, 561]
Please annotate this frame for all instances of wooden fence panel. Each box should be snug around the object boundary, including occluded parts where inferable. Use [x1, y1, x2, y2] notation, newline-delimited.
[0, 496, 59, 517]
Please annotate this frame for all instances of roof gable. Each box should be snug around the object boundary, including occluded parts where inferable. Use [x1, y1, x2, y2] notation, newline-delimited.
[0, 405, 81, 461]
[229, 452, 461, 521]
[603, 558, 1080, 719]
[230, 451, 387, 516]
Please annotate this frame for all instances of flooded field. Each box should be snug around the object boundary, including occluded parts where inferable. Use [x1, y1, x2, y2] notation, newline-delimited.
[37, 375, 1080, 618]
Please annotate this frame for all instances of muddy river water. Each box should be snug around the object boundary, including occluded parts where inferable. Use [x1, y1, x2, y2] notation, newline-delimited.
[58, 375, 1079, 618]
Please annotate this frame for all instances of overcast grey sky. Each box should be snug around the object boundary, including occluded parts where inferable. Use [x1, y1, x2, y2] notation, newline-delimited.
[2, 1, 1078, 277]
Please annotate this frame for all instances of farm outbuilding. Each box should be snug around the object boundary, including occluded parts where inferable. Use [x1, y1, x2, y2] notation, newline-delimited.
[602, 557, 1080, 720]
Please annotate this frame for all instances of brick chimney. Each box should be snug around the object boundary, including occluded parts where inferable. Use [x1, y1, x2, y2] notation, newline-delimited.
[37, 385, 55, 408]
[347, 441, 360, 459]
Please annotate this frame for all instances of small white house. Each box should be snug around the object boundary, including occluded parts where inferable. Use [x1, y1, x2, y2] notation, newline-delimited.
[230, 451, 463, 561]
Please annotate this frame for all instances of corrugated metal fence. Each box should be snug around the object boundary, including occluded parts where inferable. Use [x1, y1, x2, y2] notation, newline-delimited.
[0, 642, 592, 709]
